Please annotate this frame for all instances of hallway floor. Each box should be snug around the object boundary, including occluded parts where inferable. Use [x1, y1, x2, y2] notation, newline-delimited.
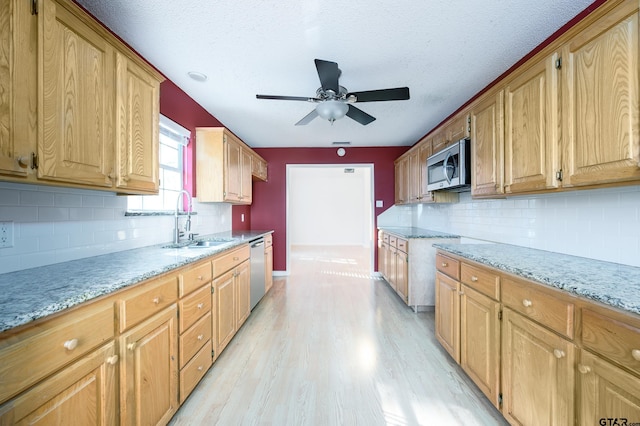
[169, 245, 506, 425]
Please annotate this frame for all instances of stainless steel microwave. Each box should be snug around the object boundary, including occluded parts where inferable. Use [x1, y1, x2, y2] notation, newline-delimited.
[426, 138, 471, 192]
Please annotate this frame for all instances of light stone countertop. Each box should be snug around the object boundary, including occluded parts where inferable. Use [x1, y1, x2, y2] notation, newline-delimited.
[378, 226, 460, 239]
[433, 243, 640, 316]
[0, 230, 273, 333]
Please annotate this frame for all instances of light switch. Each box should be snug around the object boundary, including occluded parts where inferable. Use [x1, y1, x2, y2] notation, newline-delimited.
[241, 214, 245, 222]
[376, 200, 383, 208]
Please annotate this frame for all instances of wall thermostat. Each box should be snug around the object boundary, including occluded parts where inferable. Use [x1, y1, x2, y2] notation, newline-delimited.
[337, 148, 346, 157]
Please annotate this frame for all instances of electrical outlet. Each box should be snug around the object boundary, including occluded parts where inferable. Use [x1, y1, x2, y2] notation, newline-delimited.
[0, 221, 14, 248]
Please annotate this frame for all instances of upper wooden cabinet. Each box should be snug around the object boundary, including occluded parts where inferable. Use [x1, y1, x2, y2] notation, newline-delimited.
[431, 113, 471, 153]
[560, 0, 640, 188]
[196, 127, 266, 204]
[0, 0, 163, 194]
[0, 0, 37, 178]
[470, 89, 504, 198]
[251, 152, 268, 181]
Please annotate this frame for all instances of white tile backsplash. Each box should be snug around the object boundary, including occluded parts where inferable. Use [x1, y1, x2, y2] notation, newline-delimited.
[0, 182, 232, 274]
[402, 185, 640, 267]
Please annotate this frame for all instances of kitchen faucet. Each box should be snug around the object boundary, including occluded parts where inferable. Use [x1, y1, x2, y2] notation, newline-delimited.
[174, 189, 193, 244]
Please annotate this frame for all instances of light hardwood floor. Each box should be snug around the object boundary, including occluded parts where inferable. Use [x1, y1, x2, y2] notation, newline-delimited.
[169, 245, 507, 425]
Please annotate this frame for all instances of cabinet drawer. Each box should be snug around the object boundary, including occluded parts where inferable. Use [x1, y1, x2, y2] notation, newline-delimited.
[0, 300, 114, 404]
[502, 277, 575, 339]
[119, 275, 178, 331]
[178, 284, 211, 333]
[436, 253, 460, 280]
[179, 260, 212, 297]
[382, 233, 390, 244]
[264, 233, 273, 248]
[179, 340, 213, 404]
[582, 308, 640, 376]
[396, 238, 408, 254]
[179, 312, 212, 368]
[461, 263, 500, 300]
[388, 235, 397, 248]
[213, 245, 250, 277]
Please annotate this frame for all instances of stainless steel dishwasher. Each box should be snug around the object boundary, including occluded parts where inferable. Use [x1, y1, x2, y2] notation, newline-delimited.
[249, 237, 265, 309]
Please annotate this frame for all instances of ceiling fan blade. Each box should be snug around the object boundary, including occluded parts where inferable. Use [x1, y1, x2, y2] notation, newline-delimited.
[347, 87, 410, 103]
[346, 105, 376, 125]
[314, 59, 340, 93]
[295, 109, 318, 126]
[256, 94, 317, 102]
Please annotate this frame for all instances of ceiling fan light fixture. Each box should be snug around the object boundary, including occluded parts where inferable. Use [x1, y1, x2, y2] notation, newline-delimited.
[315, 100, 348, 123]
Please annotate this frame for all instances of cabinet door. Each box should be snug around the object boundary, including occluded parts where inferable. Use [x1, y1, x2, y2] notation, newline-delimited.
[115, 52, 160, 194]
[39, 0, 114, 187]
[396, 250, 408, 303]
[459, 285, 500, 408]
[239, 148, 253, 204]
[504, 53, 560, 193]
[407, 150, 420, 203]
[224, 137, 242, 202]
[265, 244, 273, 293]
[120, 305, 179, 426]
[577, 349, 640, 425]
[0, 0, 37, 178]
[561, 0, 640, 187]
[501, 308, 575, 426]
[470, 89, 504, 197]
[394, 158, 408, 204]
[388, 246, 398, 291]
[448, 113, 471, 142]
[0, 342, 117, 425]
[418, 140, 432, 200]
[214, 269, 236, 353]
[236, 260, 251, 328]
[435, 271, 460, 362]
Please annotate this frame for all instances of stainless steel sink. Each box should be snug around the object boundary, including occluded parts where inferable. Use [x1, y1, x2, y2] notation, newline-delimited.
[187, 240, 230, 248]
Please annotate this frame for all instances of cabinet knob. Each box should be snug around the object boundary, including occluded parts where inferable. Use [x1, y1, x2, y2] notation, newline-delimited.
[121, 175, 130, 182]
[197, 303, 204, 309]
[522, 299, 532, 307]
[197, 275, 204, 281]
[106, 355, 119, 365]
[441, 262, 448, 267]
[197, 334, 204, 341]
[197, 366, 204, 371]
[153, 297, 160, 304]
[471, 276, 479, 282]
[127, 343, 136, 351]
[233, 257, 239, 261]
[459, 291, 465, 296]
[17, 156, 29, 168]
[577, 364, 591, 374]
[553, 349, 565, 359]
[632, 349, 640, 361]
[63, 338, 79, 351]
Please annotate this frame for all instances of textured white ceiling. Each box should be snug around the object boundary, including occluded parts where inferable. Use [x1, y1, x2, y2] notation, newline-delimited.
[75, 0, 595, 148]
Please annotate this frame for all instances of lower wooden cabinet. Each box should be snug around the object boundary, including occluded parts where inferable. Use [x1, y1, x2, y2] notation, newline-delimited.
[120, 304, 179, 426]
[434, 271, 460, 363]
[577, 349, 640, 425]
[501, 307, 575, 426]
[0, 342, 117, 425]
[214, 268, 237, 354]
[265, 235, 274, 293]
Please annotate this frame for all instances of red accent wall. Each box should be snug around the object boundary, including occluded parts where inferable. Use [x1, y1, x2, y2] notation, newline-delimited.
[232, 205, 252, 231]
[249, 147, 408, 272]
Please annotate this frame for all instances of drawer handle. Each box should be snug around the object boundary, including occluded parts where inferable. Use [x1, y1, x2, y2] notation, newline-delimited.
[233, 257, 239, 261]
[153, 297, 160, 305]
[197, 275, 204, 281]
[577, 364, 591, 374]
[106, 355, 119, 365]
[471, 276, 478, 282]
[197, 334, 204, 341]
[632, 349, 640, 361]
[553, 349, 565, 359]
[63, 338, 79, 351]
[522, 299, 532, 307]
[458, 291, 464, 296]
[441, 262, 448, 267]
[197, 303, 204, 309]
[127, 343, 136, 352]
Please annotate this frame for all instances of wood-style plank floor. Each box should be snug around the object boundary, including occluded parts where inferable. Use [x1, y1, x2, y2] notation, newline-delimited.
[169, 245, 507, 425]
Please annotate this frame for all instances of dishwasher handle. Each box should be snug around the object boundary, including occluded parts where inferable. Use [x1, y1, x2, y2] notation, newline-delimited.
[251, 240, 264, 248]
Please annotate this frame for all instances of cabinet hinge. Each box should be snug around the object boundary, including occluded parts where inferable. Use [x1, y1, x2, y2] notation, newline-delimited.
[211, 286, 215, 294]
[555, 57, 562, 70]
[31, 0, 38, 15]
[31, 153, 38, 170]
[498, 310, 503, 321]
[498, 393, 503, 408]
[556, 169, 563, 182]
[212, 349, 216, 358]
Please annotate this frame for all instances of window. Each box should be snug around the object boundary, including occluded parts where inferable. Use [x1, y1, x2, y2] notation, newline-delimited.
[127, 115, 190, 211]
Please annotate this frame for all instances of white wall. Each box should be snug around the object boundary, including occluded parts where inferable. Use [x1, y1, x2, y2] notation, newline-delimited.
[0, 182, 232, 274]
[288, 166, 372, 246]
[379, 185, 640, 267]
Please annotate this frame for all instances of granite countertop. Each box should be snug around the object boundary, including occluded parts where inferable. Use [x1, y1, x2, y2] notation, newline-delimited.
[378, 226, 460, 239]
[433, 243, 640, 316]
[0, 230, 273, 333]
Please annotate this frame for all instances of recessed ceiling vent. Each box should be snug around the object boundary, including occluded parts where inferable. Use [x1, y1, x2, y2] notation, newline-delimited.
[332, 141, 351, 146]
[344, 168, 355, 173]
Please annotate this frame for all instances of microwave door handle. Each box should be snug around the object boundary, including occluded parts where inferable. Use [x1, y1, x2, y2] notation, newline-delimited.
[443, 151, 454, 184]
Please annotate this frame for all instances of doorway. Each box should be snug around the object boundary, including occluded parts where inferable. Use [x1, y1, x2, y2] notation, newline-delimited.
[286, 164, 375, 275]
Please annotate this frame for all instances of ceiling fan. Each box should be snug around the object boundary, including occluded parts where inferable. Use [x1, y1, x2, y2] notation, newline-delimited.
[256, 59, 410, 126]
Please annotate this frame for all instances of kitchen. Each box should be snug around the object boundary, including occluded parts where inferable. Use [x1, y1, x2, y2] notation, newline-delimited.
[1, 0, 640, 425]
